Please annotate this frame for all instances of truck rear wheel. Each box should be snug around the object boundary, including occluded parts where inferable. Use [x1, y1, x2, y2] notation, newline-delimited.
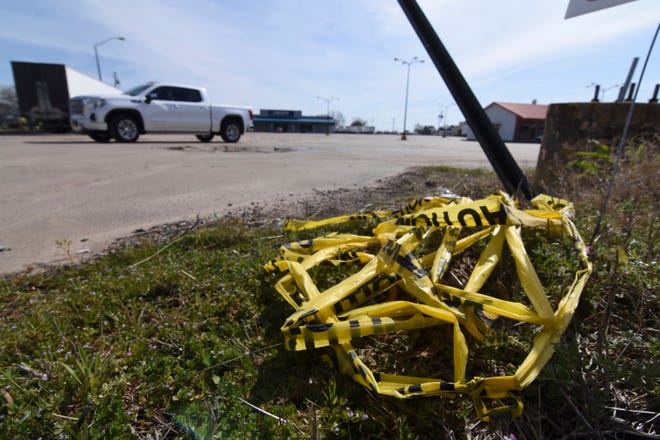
[89, 131, 112, 142]
[220, 119, 241, 143]
[110, 114, 140, 143]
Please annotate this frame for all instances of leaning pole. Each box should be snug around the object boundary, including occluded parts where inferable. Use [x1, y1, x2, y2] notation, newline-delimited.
[397, 0, 535, 202]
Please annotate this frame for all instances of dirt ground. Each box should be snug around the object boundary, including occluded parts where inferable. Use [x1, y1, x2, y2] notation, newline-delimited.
[0, 132, 538, 275]
[106, 165, 503, 254]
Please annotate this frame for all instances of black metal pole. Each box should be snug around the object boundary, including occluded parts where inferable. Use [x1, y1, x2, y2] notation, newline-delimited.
[397, 0, 535, 201]
[592, 85, 600, 103]
[616, 57, 639, 102]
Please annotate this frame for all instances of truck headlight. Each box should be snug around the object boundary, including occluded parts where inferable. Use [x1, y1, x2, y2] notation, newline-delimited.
[82, 98, 106, 109]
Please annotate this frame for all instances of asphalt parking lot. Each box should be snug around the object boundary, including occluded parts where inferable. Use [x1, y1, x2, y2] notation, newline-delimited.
[0, 132, 540, 274]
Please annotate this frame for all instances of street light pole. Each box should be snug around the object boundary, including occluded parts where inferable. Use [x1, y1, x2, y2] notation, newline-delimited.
[439, 102, 456, 136]
[601, 83, 622, 102]
[394, 56, 424, 140]
[316, 96, 339, 135]
[94, 36, 125, 82]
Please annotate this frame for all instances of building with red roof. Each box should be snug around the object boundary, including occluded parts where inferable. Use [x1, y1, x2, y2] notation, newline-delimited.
[465, 101, 549, 142]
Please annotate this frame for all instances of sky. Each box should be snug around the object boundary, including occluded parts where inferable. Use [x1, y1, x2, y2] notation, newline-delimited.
[1, 0, 659, 131]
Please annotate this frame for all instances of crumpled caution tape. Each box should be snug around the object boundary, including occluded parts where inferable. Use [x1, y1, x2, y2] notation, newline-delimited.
[265, 192, 592, 421]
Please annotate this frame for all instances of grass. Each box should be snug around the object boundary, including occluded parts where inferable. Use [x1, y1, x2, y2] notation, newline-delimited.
[0, 136, 658, 439]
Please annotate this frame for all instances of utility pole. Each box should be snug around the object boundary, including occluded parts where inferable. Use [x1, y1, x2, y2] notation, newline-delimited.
[316, 96, 339, 135]
[394, 56, 424, 140]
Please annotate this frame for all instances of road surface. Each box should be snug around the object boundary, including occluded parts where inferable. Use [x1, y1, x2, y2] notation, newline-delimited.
[0, 132, 540, 274]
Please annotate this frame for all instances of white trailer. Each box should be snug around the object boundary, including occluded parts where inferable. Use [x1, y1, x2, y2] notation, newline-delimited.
[11, 61, 120, 131]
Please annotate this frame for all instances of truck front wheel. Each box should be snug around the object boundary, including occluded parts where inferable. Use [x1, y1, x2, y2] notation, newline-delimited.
[196, 133, 215, 142]
[89, 131, 112, 142]
[110, 114, 140, 143]
[220, 119, 241, 143]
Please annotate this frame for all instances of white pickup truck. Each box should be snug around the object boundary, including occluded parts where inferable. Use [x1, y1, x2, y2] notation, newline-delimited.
[69, 82, 253, 143]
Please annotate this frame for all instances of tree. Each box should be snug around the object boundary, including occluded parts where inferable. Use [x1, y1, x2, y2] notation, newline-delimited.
[0, 86, 19, 128]
[351, 118, 367, 127]
[414, 124, 435, 135]
[329, 110, 345, 128]
[0, 86, 18, 114]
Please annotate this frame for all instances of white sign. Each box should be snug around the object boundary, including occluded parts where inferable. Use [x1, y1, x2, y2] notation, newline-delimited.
[565, 0, 637, 19]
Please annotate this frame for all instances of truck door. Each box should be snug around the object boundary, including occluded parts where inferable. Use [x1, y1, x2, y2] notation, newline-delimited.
[170, 86, 211, 132]
[141, 86, 184, 131]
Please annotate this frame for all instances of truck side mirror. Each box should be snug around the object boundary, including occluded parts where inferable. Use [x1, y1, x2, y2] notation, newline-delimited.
[145, 93, 155, 104]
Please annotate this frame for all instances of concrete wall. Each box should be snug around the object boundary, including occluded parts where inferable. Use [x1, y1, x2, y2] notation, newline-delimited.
[534, 102, 659, 191]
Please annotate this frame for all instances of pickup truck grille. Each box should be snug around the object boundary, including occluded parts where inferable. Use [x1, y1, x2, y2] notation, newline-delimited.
[69, 98, 84, 116]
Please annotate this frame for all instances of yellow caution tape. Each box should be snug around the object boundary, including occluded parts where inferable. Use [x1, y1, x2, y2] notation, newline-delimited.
[266, 192, 592, 421]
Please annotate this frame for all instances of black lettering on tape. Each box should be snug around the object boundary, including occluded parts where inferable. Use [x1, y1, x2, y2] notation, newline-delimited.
[358, 365, 368, 380]
[446, 295, 462, 308]
[418, 214, 432, 227]
[458, 208, 482, 227]
[307, 323, 334, 332]
[324, 349, 340, 369]
[431, 212, 441, 227]
[288, 339, 297, 351]
[443, 210, 453, 226]
[395, 252, 427, 278]
[480, 204, 506, 225]
[299, 308, 319, 320]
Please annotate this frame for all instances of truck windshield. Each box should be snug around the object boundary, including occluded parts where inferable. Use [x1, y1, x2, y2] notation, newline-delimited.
[123, 83, 154, 96]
